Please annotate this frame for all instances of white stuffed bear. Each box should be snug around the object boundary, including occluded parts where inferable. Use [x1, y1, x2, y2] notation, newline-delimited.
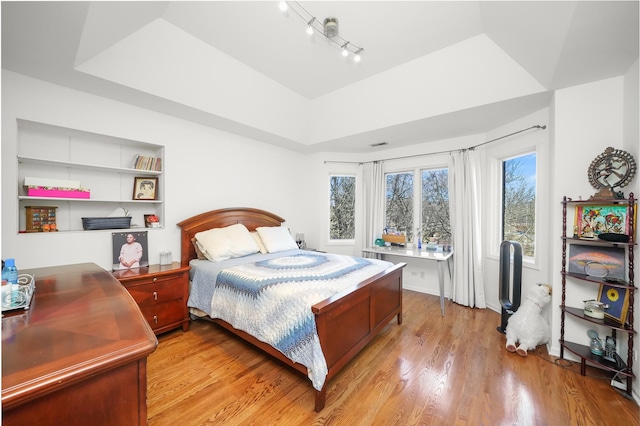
[505, 284, 552, 356]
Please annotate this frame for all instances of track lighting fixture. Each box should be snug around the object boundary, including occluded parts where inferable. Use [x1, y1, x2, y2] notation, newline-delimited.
[354, 48, 363, 63]
[279, 1, 364, 62]
[306, 17, 315, 35]
[341, 42, 350, 57]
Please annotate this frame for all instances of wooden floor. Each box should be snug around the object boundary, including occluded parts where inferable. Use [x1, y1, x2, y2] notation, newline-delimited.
[147, 290, 639, 425]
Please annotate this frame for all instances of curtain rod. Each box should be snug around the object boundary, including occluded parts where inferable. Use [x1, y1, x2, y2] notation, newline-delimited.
[324, 124, 547, 165]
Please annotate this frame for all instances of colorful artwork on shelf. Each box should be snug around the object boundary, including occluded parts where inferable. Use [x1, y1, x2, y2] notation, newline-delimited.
[574, 204, 633, 238]
[568, 244, 626, 280]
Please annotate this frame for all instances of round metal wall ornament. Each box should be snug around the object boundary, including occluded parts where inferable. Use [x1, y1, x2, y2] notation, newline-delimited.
[588, 147, 637, 200]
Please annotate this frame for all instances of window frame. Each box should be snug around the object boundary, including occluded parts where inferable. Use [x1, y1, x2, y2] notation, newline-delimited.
[383, 156, 450, 246]
[327, 172, 357, 244]
[485, 135, 547, 269]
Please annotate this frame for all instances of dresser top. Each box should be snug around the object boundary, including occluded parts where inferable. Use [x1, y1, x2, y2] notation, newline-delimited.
[2, 262, 157, 408]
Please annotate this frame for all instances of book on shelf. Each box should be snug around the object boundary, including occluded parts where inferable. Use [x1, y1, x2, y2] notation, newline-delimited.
[131, 154, 162, 171]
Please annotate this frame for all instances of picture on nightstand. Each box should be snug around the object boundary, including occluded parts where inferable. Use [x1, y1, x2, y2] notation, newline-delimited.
[112, 231, 149, 270]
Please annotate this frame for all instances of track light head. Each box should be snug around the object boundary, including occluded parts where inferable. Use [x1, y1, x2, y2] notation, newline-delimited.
[323, 17, 339, 38]
[354, 48, 363, 63]
[306, 17, 315, 35]
[341, 42, 349, 57]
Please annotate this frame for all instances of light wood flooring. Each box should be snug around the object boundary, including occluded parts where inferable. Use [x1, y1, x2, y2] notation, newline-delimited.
[147, 290, 639, 425]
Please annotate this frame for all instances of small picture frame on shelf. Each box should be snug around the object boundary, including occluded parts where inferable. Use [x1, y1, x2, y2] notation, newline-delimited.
[144, 214, 160, 228]
[598, 283, 630, 324]
[132, 177, 158, 200]
[568, 244, 626, 279]
[112, 231, 149, 271]
[574, 204, 634, 239]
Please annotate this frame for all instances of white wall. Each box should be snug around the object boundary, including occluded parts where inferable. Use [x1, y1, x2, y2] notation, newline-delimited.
[1, 70, 313, 270]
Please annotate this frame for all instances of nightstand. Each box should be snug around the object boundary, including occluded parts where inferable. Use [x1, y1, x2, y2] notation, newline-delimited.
[112, 262, 190, 335]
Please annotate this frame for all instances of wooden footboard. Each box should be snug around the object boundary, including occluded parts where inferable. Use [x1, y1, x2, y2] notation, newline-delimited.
[312, 262, 405, 411]
[177, 207, 406, 412]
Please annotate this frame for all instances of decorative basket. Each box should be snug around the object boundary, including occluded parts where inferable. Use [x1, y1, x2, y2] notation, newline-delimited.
[82, 217, 132, 230]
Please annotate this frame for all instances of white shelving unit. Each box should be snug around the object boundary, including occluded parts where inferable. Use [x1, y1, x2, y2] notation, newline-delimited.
[16, 119, 164, 232]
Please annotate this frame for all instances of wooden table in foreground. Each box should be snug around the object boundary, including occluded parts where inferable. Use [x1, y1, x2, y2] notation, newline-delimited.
[362, 246, 454, 316]
[1, 263, 158, 425]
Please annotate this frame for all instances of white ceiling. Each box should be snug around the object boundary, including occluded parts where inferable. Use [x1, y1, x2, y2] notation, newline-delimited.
[2, 1, 639, 153]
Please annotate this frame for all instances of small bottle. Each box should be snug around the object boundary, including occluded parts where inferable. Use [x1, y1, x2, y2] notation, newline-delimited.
[1, 264, 10, 310]
[2, 258, 19, 307]
[417, 237, 422, 250]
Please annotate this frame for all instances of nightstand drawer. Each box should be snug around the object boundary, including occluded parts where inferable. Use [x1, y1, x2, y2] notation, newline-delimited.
[126, 279, 183, 306]
[139, 299, 185, 330]
[122, 270, 185, 286]
[112, 263, 190, 335]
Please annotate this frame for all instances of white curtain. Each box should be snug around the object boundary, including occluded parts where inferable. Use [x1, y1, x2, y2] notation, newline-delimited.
[362, 161, 385, 249]
[448, 149, 486, 308]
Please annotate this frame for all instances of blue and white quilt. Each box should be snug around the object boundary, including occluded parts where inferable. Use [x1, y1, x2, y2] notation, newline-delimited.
[188, 249, 393, 390]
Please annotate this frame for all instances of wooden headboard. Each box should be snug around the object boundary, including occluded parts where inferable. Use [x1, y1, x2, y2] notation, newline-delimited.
[176, 207, 286, 266]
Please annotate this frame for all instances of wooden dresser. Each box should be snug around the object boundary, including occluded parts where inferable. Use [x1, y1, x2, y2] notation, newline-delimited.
[1, 263, 157, 425]
[112, 262, 190, 335]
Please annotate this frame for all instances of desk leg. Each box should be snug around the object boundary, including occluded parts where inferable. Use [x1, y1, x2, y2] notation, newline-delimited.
[437, 261, 445, 316]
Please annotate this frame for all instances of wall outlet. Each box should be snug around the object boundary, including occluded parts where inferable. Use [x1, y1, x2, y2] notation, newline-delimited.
[634, 350, 638, 362]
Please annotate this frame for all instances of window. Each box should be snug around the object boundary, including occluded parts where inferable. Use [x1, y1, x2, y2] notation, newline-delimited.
[422, 168, 450, 242]
[385, 172, 414, 240]
[502, 153, 536, 257]
[385, 168, 450, 244]
[329, 175, 356, 240]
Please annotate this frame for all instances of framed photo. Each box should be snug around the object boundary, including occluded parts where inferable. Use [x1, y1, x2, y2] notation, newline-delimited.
[133, 177, 158, 200]
[568, 244, 625, 279]
[598, 283, 629, 324]
[112, 231, 149, 271]
[574, 204, 633, 238]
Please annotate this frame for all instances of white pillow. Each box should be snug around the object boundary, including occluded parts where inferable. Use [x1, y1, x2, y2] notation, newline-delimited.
[250, 231, 268, 254]
[195, 224, 259, 262]
[256, 226, 299, 253]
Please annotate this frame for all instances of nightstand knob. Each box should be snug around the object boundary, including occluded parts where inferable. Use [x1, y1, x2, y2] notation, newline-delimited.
[153, 315, 158, 324]
[153, 291, 158, 300]
[152, 277, 158, 282]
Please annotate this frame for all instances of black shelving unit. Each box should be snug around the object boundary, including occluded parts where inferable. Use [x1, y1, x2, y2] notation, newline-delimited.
[560, 194, 636, 397]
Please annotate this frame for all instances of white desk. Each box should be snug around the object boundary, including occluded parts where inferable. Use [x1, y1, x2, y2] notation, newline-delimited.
[362, 246, 453, 316]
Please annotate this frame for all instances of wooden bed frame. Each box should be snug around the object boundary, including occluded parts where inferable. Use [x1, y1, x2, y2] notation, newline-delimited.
[177, 207, 406, 411]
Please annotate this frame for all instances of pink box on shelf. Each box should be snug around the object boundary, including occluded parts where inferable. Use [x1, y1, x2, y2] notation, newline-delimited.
[27, 188, 90, 199]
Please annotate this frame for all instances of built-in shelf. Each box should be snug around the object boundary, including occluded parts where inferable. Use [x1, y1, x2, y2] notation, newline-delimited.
[18, 156, 162, 175]
[16, 119, 164, 233]
[18, 196, 162, 203]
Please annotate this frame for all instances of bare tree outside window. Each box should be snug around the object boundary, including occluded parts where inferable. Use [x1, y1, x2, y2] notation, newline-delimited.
[386, 172, 413, 240]
[502, 153, 536, 257]
[422, 168, 450, 242]
[329, 175, 356, 240]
